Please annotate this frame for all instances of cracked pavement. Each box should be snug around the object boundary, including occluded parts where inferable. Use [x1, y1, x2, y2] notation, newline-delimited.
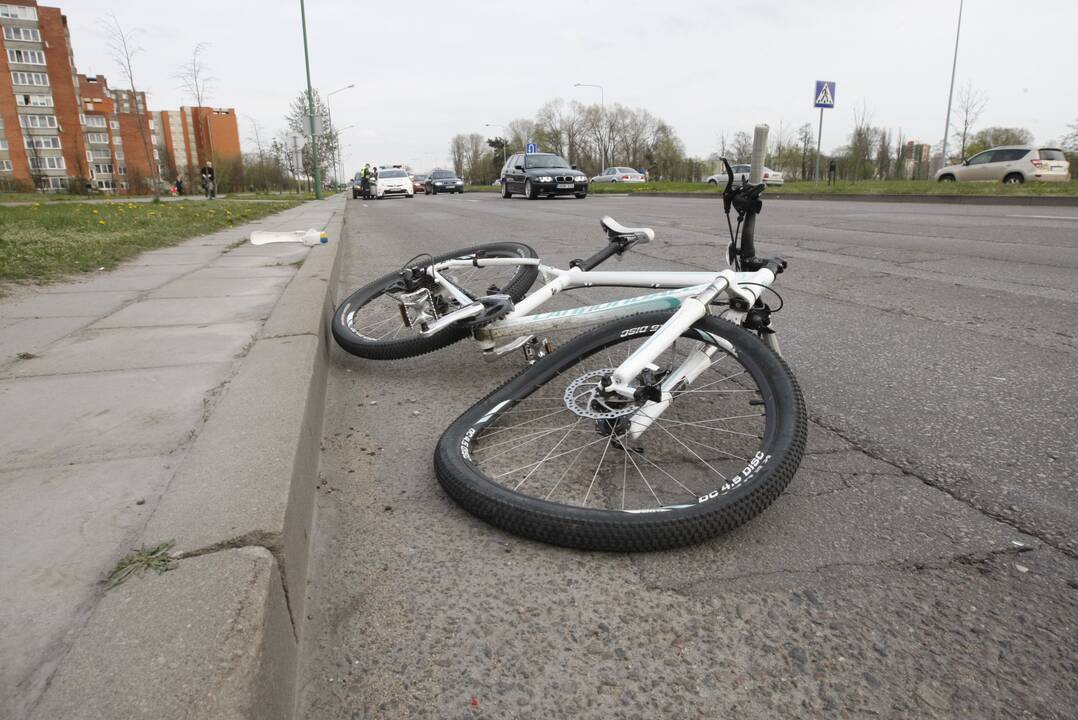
[299, 194, 1078, 718]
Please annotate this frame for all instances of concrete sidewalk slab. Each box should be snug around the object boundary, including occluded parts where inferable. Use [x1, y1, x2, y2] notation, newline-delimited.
[36, 269, 193, 294]
[91, 294, 278, 328]
[0, 363, 228, 470]
[149, 275, 290, 299]
[0, 316, 95, 361]
[9, 322, 260, 377]
[1, 291, 137, 319]
[28, 547, 294, 720]
[191, 265, 297, 279]
[0, 456, 173, 717]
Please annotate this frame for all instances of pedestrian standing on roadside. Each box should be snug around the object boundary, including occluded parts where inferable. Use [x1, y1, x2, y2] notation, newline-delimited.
[200, 161, 216, 199]
[828, 158, 837, 186]
[175, 175, 184, 196]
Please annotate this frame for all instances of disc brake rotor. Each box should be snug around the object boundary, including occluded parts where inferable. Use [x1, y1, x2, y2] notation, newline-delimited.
[563, 368, 642, 420]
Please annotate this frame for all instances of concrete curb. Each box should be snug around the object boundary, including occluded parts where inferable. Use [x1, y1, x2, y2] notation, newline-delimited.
[30, 198, 347, 720]
[610, 191, 1078, 207]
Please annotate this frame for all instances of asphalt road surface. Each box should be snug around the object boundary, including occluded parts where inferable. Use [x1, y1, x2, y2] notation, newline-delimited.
[298, 192, 1078, 718]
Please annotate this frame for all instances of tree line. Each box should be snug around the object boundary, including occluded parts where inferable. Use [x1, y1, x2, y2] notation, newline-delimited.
[446, 92, 1078, 185]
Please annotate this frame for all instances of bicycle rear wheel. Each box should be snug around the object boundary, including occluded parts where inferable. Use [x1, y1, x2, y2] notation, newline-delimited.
[434, 311, 806, 551]
[332, 242, 539, 360]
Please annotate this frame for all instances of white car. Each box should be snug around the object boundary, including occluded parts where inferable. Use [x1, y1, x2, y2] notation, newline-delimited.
[591, 167, 646, 183]
[935, 146, 1070, 184]
[705, 164, 785, 187]
[374, 168, 414, 199]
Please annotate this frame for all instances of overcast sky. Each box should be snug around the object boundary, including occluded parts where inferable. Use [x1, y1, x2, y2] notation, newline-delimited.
[65, 0, 1078, 174]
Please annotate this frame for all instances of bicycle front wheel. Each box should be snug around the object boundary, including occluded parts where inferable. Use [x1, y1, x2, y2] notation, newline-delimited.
[332, 242, 539, 360]
[434, 311, 806, 551]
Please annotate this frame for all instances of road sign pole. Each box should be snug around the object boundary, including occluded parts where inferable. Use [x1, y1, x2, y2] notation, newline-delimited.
[299, 0, 322, 199]
[814, 107, 824, 182]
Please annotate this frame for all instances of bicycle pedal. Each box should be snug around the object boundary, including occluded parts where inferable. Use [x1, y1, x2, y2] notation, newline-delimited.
[522, 336, 554, 365]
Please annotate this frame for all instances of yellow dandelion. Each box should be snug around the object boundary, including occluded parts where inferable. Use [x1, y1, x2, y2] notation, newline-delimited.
[99, 220, 106, 225]
[91, 209, 99, 214]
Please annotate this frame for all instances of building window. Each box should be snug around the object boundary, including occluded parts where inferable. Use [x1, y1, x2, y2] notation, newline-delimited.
[19, 114, 58, 129]
[3, 25, 42, 42]
[43, 176, 68, 190]
[94, 163, 114, 174]
[29, 156, 67, 171]
[0, 137, 7, 150]
[117, 166, 127, 176]
[96, 179, 115, 190]
[25, 135, 61, 149]
[86, 132, 109, 144]
[19, 94, 54, 107]
[110, 120, 120, 130]
[11, 71, 49, 87]
[82, 115, 107, 128]
[0, 159, 12, 172]
[0, 4, 38, 20]
[91, 148, 110, 160]
[7, 49, 46, 65]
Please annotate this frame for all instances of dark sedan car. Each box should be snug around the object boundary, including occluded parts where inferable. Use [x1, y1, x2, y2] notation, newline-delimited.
[500, 152, 589, 199]
[424, 169, 464, 195]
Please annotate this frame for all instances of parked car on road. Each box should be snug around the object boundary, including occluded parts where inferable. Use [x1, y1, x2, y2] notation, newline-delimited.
[936, 146, 1070, 184]
[424, 170, 464, 194]
[590, 167, 646, 183]
[705, 164, 785, 187]
[411, 173, 427, 193]
[373, 168, 414, 199]
[501, 152, 589, 199]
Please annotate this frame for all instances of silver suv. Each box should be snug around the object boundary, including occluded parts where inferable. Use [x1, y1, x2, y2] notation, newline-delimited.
[936, 146, 1070, 184]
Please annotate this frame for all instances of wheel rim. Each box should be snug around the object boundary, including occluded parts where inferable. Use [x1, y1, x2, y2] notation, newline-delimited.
[457, 329, 773, 513]
[341, 251, 530, 344]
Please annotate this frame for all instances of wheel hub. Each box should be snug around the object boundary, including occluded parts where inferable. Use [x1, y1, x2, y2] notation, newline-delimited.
[563, 369, 641, 420]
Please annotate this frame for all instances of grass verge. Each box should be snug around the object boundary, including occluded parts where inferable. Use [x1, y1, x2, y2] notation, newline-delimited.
[0, 196, 306, 285]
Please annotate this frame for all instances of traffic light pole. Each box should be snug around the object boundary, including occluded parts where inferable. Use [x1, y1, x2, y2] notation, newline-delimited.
[300, 0, 322, 199]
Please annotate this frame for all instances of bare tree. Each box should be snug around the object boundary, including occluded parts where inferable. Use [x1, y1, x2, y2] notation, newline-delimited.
[449, 134, 467, 177]
[174, 42, 215, 108]
[730, 132, 753, 162]
[951, 81, 987, 160]
[1065, 118, 1078, 150]
[876, 128, 892, 180]
[103, 14, 161, 196]
[464, 133, 487, 182]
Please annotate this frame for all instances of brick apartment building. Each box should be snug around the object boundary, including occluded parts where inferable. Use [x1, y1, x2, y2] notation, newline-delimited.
[0, 0, 241, 193]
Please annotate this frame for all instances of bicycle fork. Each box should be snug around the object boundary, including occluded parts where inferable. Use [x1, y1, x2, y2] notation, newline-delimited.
[602, 270, 763, 440]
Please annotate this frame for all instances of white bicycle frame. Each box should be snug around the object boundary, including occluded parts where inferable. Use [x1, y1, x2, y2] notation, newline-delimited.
[412, 254, 778, 406]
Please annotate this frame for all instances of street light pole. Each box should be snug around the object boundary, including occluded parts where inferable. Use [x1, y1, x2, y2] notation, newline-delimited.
[326, 83, 355, 192]
[941, 0, 964, 164]
[299, 0, 321, 199]
[334, 124, 355, 192]
[574, 82, 605, 170]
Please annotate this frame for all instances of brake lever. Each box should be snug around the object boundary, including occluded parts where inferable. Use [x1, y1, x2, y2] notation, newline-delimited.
[721, 157, 735, 213]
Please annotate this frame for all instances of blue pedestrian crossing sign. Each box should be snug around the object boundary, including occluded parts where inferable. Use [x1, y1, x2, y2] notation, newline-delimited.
[526, 142, 538, 154]
[814, 81, 836, 108]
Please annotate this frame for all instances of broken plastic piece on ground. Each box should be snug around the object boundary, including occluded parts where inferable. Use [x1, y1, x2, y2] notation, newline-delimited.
[250, 228, 328, 246]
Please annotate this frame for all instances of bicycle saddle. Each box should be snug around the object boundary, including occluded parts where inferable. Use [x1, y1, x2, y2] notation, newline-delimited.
[601, 216, 654, 243]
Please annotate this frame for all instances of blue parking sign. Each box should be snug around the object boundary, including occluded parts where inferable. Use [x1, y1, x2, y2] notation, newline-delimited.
[526, 143, 538, 154]
[814, 81, 836, 108]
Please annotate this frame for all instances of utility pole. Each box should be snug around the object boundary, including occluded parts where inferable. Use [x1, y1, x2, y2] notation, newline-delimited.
[299, 0, 321, 199]
[940, 0, 964, 165]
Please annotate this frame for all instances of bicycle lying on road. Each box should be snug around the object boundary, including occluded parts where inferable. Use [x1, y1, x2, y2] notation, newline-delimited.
[332, 159, 806, 551]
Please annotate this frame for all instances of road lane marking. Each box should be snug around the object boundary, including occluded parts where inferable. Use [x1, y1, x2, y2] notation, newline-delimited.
[464, 199, 478, 203]
[1004, 214, 1078, 221]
